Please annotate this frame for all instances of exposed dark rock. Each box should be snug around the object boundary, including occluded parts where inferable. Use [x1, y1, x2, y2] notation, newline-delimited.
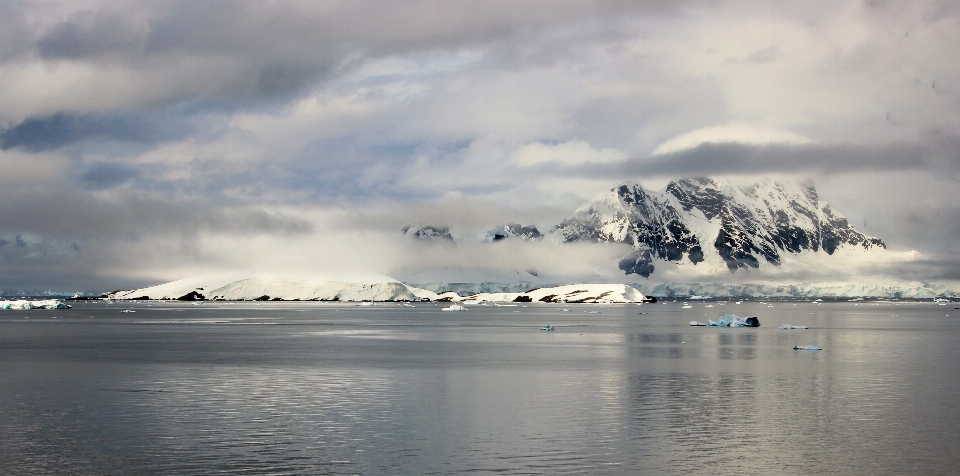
[745, 316, 760, 327]
[252, 295, 271, 301]
[513, 295, 533, 302]
[177, 291, 205, 301]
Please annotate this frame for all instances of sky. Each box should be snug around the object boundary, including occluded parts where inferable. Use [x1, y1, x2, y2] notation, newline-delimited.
[1, 0, 958, 293]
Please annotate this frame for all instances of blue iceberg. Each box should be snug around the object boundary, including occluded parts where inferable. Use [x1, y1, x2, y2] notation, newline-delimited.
[707, 314, 760, 327]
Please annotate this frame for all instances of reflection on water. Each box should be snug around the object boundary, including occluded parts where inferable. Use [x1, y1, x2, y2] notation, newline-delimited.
[1, 301, 959, 474]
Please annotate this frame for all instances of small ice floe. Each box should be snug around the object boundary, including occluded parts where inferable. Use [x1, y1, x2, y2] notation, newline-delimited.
[120, 310, 135, 313]
[707, 314, 760, 327]
[681, 305, 693, 309]
[779, 324, 808, 329]
[690, 321, 707, 326]
[559, 308, 571, 312]
[192, 301, 204, 306]
[441, 304, 467, 311]
[539, 325, 555, 331]
[793, 345, 822, 351]
[705, 304, 714, 308]
[587, 310, 602, 314]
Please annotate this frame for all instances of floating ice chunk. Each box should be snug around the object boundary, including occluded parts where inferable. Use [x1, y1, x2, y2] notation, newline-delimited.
[0, 300, 71, 310]
[682, 305, 693, 309]
[690, 321, 706, 326]
[539, 325, 555, 331]
[441, 304, 467, 311]
[707, 314, 759, 327]
[793, 345, 822, 350]
[779, 324, 808, 329]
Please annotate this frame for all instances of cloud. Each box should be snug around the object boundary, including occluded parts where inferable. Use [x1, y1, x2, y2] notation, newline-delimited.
[651, 123, 813, 155]
[1, 0, 959, 291]
[578, 142, 931, 179]
[0, 112, 194, 152]
[0, 0, 680, 123]
[78, 162, 139, 190]
[513, 140, 628, 166]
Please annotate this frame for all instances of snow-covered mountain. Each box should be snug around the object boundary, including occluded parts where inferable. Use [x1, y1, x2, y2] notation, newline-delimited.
[402, 225, 454, 241]
[555, 178, 885, 277]
[106, 276, 450, 302]
[483, 223, 544, 242]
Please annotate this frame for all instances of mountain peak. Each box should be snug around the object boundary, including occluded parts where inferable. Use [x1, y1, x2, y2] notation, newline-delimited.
[556, 177, 884, 277]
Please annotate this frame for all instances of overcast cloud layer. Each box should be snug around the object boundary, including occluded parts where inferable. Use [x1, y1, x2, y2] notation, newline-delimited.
[1, 0, 958, 292]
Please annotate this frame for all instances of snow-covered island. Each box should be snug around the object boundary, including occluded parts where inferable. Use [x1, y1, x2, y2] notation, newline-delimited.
[101, 276, 654, 303]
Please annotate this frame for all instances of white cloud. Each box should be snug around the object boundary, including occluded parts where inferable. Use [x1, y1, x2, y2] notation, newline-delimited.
[513, 140, 628, 166]
[652, 123, 813, 155]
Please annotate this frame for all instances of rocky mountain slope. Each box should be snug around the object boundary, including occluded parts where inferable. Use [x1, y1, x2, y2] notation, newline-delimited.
[556, 178, 884, 277]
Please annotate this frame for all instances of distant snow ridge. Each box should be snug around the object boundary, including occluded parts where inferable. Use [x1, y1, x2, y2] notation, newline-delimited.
[556, 177, 884, 277]
[409, 282, 542, 296]
[464, 284, 649, 303]
[402, 225, 454, 241]
[632, 280, 958, 299]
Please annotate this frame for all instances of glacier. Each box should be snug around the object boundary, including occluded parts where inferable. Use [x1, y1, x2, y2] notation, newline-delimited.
[631, 280, 960, 299]
[1, 300, 72, 310]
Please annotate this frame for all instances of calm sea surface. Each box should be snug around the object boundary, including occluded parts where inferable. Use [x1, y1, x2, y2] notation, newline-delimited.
[1, 300, 959, 475]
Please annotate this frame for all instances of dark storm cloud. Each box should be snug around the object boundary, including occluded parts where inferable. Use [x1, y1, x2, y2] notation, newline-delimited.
[0, 112, 194, 152]
[36, 8, 145, 60]
[78, 162, 139, 190]
[0, 187, 313, 242]
[570, 142, 934, 179]
[3, 0, 679, 116]
[0, 184, 317, 290]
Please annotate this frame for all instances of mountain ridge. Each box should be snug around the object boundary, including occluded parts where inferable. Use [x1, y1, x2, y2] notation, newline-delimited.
[555, 177, 884, 277]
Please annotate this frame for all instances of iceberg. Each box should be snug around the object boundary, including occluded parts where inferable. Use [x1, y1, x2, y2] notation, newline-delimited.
[707, 314, 760, 327]
[793, 345, 822, 350]
[441, 304, 467, 311]
[539, 325, 555, 331]
[690, 321, 706, 326]
[0, 300, 71, 310]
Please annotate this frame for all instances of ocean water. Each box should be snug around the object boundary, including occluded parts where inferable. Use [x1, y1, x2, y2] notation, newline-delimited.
[1, 300, 958, 475]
